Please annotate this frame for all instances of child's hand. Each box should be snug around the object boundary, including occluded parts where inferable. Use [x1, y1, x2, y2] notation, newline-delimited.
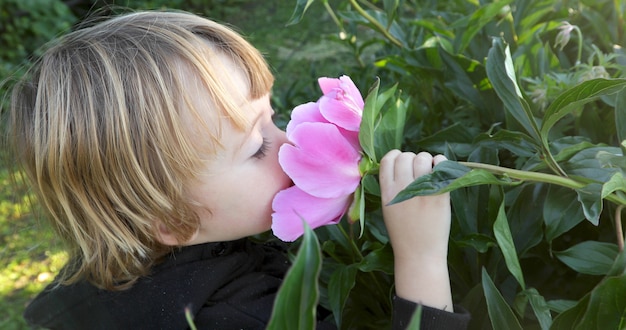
[379, 150, 453, 311]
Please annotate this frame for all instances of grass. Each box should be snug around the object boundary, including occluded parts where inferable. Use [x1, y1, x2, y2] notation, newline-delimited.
[0, 169, 67, 330]
[0, 1, 350, 328]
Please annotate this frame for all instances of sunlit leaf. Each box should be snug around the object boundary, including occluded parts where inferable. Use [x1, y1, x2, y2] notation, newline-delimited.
[493, 200, 525, 289]
[540, 78, 626, 141]
[359, 78, 381, 162]
[375, 84, 406, 157]
[486, 37, 541, 142]
[602, 172, 626, 199]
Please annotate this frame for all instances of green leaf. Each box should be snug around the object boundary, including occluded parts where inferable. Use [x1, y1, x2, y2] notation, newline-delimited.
[456, 233, 497, 253]
[375, 88, 407, 158]
[358, 243, 394, 274]
[328, 264, 358, 327]
[554, 241, 619, 276]
[286, 0, 315, 25]
[617, 89, 626, 147]
[383, 0, 399, 28]
[406, 304, 422, 330]
[543, 186, 585, 242]
[493, 200, 525, 289]
[456, 0, 514, 53]
[481, 268, 523, 330]
[608, 249, 626, 277]
[359, 78, 381, 163]
[575, 183, 603, 226]
[486, 37, 541, 142]
[362, 173, 381, 197]
[348, 184, 366, 237]
[577, 275, 626, 330]
[562, 146, 623, 183]
[547, 299, 578, 314]
[597, 151, 626, 174]
[550, 295, 590, 329]
[540, 78, 626, 142]
[440, 50, 487, 109]
[474, 129, 540, 158]
[523, 288, 552, 330]
[602, 172, 626, 199]
[267, 223, 322, 330]
[391, 161, 520, 204]
[415, 123, 478, 157]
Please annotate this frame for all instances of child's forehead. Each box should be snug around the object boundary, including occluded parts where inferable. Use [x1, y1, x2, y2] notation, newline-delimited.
[178, 47, 252, 117]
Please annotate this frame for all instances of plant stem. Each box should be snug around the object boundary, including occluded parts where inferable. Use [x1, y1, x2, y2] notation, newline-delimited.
[322, 0, 344, 33]
[574, 25, 583, 66]
[459, 161, 626, 206]
[617, 205, 624, 251]
[338, 222, 364, 262]
[348, 0, 403, 48]
[459, 162, 585, 189]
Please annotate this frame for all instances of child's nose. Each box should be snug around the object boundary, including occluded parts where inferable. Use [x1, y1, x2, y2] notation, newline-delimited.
[274, 126, 291, 146]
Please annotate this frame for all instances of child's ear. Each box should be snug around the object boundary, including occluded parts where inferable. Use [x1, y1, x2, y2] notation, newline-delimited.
[154, 221, 181, 246]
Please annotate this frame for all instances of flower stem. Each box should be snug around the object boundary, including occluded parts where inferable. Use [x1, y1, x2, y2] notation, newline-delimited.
[459, 161, 626, 206]
[459, 162, 584, 189]
[572, 25, 583, 66]
[348, 0, 403, 48]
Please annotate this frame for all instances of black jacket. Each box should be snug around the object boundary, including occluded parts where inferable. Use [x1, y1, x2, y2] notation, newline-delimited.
[24, 239, 470, 329]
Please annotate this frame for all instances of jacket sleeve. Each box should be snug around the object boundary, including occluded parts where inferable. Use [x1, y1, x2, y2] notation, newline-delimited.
[392, 296, 471, 330]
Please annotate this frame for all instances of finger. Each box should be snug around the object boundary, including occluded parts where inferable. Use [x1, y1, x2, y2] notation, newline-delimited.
[413, 152, 434, 178]
[433, 154, 448, 166]
[380, 149, 401, 184]
[396, 152, 417, 184]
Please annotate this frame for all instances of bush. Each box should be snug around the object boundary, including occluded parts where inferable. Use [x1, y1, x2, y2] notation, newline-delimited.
[270, 0, 626, 329]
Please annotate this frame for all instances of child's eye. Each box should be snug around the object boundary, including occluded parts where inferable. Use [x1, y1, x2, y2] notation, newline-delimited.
[252, 138, 271, 159]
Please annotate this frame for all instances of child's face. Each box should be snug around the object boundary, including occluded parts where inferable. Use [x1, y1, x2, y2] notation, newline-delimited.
[183, 55, 292, 244]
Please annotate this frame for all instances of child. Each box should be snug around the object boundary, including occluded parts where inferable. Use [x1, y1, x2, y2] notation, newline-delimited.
[8, 10, 470, 329]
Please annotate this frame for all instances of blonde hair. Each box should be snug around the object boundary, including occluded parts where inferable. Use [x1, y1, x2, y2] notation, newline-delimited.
[8, 10, 274, 290]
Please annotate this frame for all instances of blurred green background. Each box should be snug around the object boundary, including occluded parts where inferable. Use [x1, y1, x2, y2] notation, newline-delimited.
[0, 1, 346, 328]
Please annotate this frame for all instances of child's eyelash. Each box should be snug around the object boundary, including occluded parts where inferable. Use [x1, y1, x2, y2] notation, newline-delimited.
[252, 138, 271, 159]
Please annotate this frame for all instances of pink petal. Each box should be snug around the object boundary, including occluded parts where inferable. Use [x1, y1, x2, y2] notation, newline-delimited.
[319, 91, 363, 132]
[279, 122, 361, 198]
[271, 186, 351, 242]
[319, 76, 364, 109]
[285, 102, 327, 139]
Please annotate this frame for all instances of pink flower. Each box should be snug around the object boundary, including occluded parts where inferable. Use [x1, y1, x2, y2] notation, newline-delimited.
[271, 75, 364, 241]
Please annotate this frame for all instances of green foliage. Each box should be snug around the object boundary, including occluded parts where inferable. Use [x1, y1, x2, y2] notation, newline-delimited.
[267, 223, 322, 329]
[0, 0, 77, 110]
[270, 0, 626, 329]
